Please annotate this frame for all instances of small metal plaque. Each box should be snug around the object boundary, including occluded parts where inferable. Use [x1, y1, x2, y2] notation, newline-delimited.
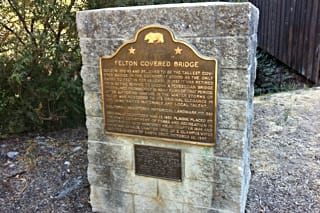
[100, 25, 217, 146]
[134, 145, 182, 181]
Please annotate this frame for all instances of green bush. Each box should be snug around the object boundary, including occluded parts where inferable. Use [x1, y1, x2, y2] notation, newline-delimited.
[0, 0, 86, 134]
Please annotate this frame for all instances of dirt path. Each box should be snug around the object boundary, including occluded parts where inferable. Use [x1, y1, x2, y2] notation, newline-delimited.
[246, 87, 320, 212]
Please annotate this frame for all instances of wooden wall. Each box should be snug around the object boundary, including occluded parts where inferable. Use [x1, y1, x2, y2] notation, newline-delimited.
[250, 0, 320, 84]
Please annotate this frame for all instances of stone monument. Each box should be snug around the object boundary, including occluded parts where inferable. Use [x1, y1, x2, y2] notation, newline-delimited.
[77, 2, 258, 213]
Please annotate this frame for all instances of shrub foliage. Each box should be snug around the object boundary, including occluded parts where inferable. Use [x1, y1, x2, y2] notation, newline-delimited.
[0, 0, 86, 134]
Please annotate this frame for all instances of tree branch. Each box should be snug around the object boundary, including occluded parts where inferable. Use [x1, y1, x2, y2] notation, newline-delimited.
[43, 11, 58, 38]
[7, 0, 31, 35]
[56, 0, 76, 44]
[0, 22, 26, 45]
[7, 0, 37, 46]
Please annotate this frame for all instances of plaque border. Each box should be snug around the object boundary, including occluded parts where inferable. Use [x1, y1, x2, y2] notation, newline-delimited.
[99, 25, 218, 147]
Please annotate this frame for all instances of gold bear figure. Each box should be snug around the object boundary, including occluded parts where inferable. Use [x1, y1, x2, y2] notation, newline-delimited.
[144, 32, 164, 44]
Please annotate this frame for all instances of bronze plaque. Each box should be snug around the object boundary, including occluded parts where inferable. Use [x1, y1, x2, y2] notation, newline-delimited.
[100, 25, 217, 146]
[134, 145, 182, 181]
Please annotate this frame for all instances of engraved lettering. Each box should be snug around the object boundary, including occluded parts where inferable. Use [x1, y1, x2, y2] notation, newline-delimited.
[140, 60, 171, 67]
[174, 61, 199, 68]
[115, 60, 138, 66]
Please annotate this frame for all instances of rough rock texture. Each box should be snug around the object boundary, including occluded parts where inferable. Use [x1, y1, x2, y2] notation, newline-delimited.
[77, 2, 258, 213]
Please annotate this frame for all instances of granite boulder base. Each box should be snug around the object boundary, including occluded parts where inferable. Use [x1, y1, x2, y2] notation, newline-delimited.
[77, 2, 258, 213]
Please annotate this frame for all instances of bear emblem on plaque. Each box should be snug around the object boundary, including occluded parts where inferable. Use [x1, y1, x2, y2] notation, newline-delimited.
[144, 32, 164, 44]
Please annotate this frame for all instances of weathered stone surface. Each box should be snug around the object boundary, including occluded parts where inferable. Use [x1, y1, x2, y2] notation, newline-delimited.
[210, 159, 245, 212]
[215, 3, 259, 36]
[187, 37, 252, 69]
[77, 8, 159, 39]
[182, 205, 235, 213]
[76, 10, 100, 39]
[182, 155, 244, 212]
[86, 116, 103, 130]
[87, 141, 133, 169]
[207, 208, 235, 213]
[84, 92, 102, 117]
[88, 164, 112, 178]
[88, 165, 157, 197]
[86, 116, 104, 140]
[217, 37, 251, 69]
[158, 179, 213, 206]
[212, 159, 243, 186]
[182, 205, 206, 213]
[132, 138, 214, 156]
[219, 69, 250, 100]
[87, 126, 105, 141]
[184, 154, 215, 182]
[249, 4, 260, 35]
[249, 37, 258, 87]
[76, 3, 258, 39]
[211, 181, 242, 212]
[241, 160, 251, 212]
[77, 4, 216, 39]
[215, 129, 245, 159]
[186, 37, 220, 59]
[84, 4, 216, 38]
[79, 39, 123, 66]
[183, 205, 209, 213]
[185, 154, 242, 183]
[155, 5, 216, 38]
[86, 115, 148, 142]
[218, 100, 248, 130]
[90, 186, 134, 213]
[80, 65, 100, 92]
[134, 195, 183, 213]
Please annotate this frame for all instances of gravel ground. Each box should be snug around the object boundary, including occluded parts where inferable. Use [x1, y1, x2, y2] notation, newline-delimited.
[246, 87, 320, 212]
[0, 88, 319, 213]
[0, 128, 92, 213]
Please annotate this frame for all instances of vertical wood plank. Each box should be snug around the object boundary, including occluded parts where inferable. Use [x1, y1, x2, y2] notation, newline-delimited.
[312, 0, 320, 83]
[302, 0, 314, 79]
[249, 0, 320, 84]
